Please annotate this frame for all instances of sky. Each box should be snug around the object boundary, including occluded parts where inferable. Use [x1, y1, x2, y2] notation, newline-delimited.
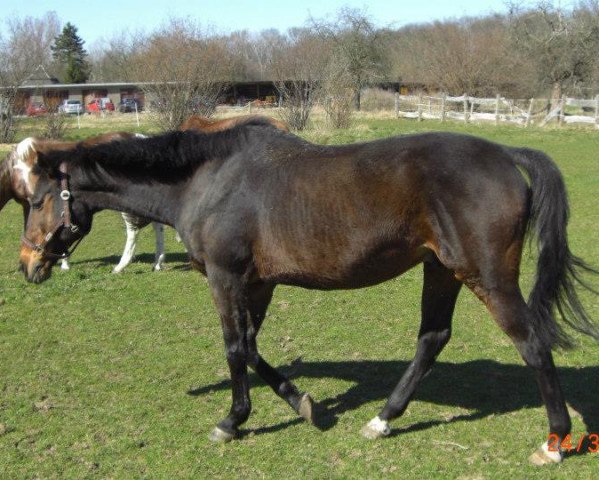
[1, 0, 512, 47]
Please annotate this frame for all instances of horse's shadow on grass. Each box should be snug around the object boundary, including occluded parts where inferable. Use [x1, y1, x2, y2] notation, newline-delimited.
[188, 359, 599, 447]
[70, 253, 191, 271]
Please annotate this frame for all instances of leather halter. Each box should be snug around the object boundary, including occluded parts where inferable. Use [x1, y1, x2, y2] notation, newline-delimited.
[21, 162, 83, 259]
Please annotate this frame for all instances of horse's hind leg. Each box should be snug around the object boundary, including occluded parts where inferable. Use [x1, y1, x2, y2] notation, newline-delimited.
[151, 222, 165, 271]
[362, 257, 462, 439]
[246, 283, 314, 422]
[113, 215, 140, 273]
[480, 287, 570, 464]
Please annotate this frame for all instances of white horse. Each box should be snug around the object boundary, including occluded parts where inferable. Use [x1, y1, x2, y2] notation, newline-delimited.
[110, 213, 166, 273]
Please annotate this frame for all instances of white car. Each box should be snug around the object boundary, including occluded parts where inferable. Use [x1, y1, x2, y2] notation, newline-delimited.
[58, 99, 84, 114]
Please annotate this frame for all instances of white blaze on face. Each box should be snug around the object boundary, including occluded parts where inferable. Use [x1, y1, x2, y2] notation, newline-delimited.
[12, 137, 38, 195]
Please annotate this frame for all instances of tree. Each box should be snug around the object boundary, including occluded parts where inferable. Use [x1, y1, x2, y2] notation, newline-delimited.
[129, 18, 233, 131]
[0, 12, 61, 141]
[311, 8, 387, 110]
[269, 28, 329, 130]
[509, 1, 599, 103]
[391, 17, 517, 97]
[51, 22, 90, 83]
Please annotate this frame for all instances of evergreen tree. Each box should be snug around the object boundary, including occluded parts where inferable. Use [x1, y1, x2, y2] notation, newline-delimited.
[51, 22, 90, 83]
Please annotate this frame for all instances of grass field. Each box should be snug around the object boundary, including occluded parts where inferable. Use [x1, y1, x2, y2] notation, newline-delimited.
[0, 114, 598, 478]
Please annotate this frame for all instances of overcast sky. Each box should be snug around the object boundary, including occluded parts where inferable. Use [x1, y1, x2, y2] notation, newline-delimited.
[1, 0, 514, 47]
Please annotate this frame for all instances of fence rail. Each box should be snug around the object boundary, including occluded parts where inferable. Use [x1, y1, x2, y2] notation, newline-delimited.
[392, 93, 599, 128]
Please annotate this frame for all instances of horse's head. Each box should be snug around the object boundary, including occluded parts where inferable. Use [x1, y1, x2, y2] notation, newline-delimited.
[19, 154, 91, 284]
[16, 133, 137, 282]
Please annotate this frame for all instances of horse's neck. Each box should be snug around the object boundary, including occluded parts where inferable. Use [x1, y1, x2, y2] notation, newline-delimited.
[76, 169, 184, 227]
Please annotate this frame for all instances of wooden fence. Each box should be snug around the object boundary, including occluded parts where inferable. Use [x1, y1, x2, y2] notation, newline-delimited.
[393, 93, 599, 128]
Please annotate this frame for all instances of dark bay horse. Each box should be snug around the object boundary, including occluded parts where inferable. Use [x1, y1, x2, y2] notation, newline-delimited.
[16, 119, 599, 464]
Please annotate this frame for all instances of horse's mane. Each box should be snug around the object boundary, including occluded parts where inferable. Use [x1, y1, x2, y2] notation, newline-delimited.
[35, 121, 286, 180]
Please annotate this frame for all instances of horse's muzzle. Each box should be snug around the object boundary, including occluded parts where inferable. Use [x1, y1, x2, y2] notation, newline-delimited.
[19, 251, 53, 284]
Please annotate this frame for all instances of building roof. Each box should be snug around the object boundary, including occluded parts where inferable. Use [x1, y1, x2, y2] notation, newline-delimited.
[22, 65, 60, 86]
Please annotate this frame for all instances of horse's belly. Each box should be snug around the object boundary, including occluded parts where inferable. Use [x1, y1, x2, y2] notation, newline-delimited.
[259, 245, 429, 290]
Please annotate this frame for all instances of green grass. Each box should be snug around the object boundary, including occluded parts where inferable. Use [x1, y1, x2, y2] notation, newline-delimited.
[1, 116, 598, 478]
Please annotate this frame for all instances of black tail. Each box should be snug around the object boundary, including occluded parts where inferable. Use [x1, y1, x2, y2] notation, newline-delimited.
[511, 147, 599, 349]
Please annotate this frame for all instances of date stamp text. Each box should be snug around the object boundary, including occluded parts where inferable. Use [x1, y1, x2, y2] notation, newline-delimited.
[547, 433, 599, 453]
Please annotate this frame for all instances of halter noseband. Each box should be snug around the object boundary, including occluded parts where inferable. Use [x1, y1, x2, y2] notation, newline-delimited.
[21, 162, 83, 260]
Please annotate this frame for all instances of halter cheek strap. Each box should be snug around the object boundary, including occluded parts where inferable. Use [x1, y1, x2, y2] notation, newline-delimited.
[58, 162, 76, 231]
[21, 161, 83, 260]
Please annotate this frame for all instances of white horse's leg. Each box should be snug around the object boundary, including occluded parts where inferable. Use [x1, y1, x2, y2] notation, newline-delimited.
[174, 230, 187, 252]
[113, 214, 139, 273]
[60, 258, 70, 271]
[152, 222, 165, 271]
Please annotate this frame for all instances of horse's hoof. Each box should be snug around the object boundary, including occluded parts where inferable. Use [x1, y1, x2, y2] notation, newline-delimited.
[528, 442, 562, 465]
[360, 416, 391, 440]
[298, 393, 314, 424]
[208, 426, 236, 443]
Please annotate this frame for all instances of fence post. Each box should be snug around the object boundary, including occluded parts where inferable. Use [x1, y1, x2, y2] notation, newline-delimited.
[595, 95, 599, 126]
[495, 94, 500, 125]
[525, 98, 534, 128]
[417, 93, 423, 122]
[558, 96, 565, 127]
[441, 94, 446, 122]
[395, 92, 400, 119]
[463, 94, 469, 123]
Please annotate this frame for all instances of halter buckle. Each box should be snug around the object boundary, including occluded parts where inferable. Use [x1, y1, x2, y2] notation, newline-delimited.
[60, 190, 71, 200]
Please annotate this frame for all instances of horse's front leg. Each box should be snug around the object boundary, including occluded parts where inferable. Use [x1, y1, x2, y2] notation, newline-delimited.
[206, 264, 252, 442]
[246, 283, 314, 422]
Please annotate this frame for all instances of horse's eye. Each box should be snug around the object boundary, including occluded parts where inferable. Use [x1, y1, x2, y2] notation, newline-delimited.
[29, 199, 44, 210]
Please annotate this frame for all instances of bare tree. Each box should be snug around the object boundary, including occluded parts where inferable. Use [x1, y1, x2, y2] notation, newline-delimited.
[269, 28, 328, 130]
[0, 12, 61, 141]
[42, 96, 68, 139]
[389, 17, 517, 97]
[311, 8, 387, 110]
[129, 18, 233, 131]
[509, 1, 599, 104]
[320, 54, 355, 128]
[88, 30, 147, 82]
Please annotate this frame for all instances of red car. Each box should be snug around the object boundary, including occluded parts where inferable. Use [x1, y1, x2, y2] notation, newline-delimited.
[26, 102, 47, 116]
[86, 98, 115, 113]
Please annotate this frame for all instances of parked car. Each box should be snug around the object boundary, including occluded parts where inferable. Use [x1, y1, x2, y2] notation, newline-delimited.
[26, 102, 47, 116]
[58, 99, 84, 115]
[87, 98, 115, 113]
[119, 98, 141, 113]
